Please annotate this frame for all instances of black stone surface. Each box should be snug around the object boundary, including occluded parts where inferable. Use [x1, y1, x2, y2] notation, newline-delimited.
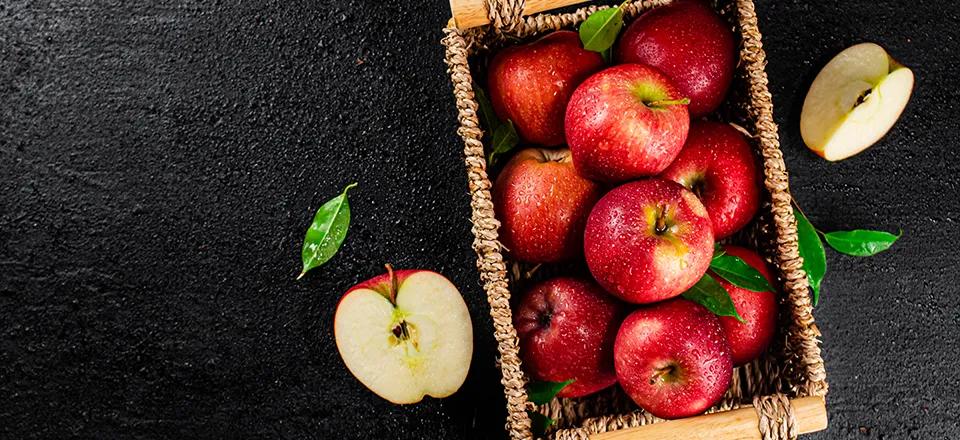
[1, 1, 958, 439]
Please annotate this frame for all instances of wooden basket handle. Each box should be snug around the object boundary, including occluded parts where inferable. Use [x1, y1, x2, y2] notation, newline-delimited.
[449, 0, 593, 29]
[588, 396, 827, 439]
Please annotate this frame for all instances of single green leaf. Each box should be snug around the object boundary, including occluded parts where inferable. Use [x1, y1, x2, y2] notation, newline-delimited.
[823, 229, 901, 256]
[793, 207, 826, 305]
[712, 243, 726, 261]
[578, 3, 625, 53]
[298, 183, 357, 279]
[681, 273, 744, 322]
[527, 379, 574, 405]
[487, 119, 519, 165]
[528, 411, 556, 438]
[711, 254, 774, 293]
[473, 84, 500, 133]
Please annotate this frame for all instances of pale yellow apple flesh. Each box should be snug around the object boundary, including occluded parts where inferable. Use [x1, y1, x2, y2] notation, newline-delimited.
[334, 271, 472, 404]
[800, 42, 914, 161]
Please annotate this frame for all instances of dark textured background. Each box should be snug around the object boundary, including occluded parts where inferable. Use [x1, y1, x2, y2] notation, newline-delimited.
[2, 0, 958, 439]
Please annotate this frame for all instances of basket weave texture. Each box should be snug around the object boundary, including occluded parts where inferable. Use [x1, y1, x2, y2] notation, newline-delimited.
[441, 1, 828, 439]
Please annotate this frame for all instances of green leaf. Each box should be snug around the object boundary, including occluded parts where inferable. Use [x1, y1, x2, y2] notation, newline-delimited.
[823, 229, 901, 256]
[527, 379, 574, 405]
[487, 119, 519, 165]
[578, 2, 625, 53]
[473, 84, 500, 133]
[681, 273, 744, 322]
[794, 207, 826, 305]
[712, 243, 726, 261]
[528, 411, 556, 438]
[298, 183, 357, 279]
[710, 254, 774, 293]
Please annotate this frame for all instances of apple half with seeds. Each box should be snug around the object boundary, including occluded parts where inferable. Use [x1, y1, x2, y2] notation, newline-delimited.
[334, 265, 473, 404]
[800, 42, 914, 161]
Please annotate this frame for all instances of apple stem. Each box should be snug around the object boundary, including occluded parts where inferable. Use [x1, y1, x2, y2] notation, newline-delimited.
[385, 263, 398, 305]
[655, 205, 669, 235]
[650, 365, 676, 385]
[646, 97, 690, 108]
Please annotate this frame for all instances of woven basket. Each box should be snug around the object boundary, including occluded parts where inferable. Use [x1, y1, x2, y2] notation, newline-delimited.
[441, 1, 828, 438]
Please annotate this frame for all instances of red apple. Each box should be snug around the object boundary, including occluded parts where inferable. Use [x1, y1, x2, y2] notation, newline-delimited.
[616, 0, 736, 116]
[715, 246, 778, 366]
[584, 178, 713, 304]
[565, 64, 690, 182]
[334, 266, 473, 404]
[514, 277, 627, 398]
[487, 30, 605, 146]
[660, 121, 761, 239]
[493, 147, 604, 263]
[614, 298, 733, 419]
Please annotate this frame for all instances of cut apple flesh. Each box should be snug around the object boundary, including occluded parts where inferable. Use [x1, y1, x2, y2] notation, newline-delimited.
[334, 272, 473, 404]
[800, 42, 914, 161]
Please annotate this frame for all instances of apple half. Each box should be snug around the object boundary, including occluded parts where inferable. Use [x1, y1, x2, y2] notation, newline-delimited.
[334, 266, 473, 404]
[800, 42, 913, 161]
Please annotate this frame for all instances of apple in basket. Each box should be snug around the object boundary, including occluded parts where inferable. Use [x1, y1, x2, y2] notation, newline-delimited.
[487, 30, 605, 146]
[660, 121, 761, 239]
[565, 64, 690, 182]
[714, 246, 779, 366]
[616, 0, 736, 116]
[493, 147, 604, 263]
[584, 178, 714, 304]
[334, 266, 472, 404]
[614, 298, 733, 419]
[514, 277, 627, 398]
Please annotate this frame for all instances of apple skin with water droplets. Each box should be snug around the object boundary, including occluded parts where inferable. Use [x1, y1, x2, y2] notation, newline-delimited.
[514, 277, 628, 398]
[493, 148, 603, 263]
[660, 121, 761, 239]
[616, 0, 736, 117]
[565, 64, 690, 183]
[713, 246, 778, 366]
[584, 178, 714, 304]
[614, 298, 733, 419]
[487, 30, 605, 146]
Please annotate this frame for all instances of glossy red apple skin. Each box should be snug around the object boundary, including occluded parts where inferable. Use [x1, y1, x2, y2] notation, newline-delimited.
[614, 298, 733, 419]
[584, 178, 714, 304]
[616, 0, 736, 116]
[715, 246, 778, 366]
[515, 277, 627, 398]
[487, 30, 605, 146]
[565, 64, 690, 182]
[493, 148, 604, 263]
[660, 121, 761, 239]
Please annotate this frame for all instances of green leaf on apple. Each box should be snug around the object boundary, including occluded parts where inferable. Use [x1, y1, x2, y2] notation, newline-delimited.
[526, 379, 574, 405]
[298, 183, 357, 279]
[681, 273, 744, 323]
[710, 253, 774, 293]
[823, 229, 901, 257]
[528, 411, 556, 438]
[578, 1, 626, 54]
[712, 243, 726, 261]
[473, 83, 500, 133]
[793, 207, 826, 305]
[487, 119, 519, 166]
